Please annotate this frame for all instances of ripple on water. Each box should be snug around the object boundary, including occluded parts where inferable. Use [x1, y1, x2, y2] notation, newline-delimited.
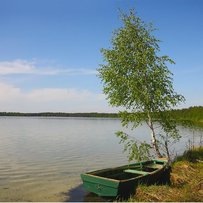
[0, 117, 199, 201]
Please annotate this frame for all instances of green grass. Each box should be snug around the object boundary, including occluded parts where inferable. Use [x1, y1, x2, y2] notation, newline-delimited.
[175, 147, 203, 162]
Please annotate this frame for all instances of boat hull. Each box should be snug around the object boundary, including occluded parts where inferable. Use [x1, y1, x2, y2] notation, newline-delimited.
[81, 159, 168, 198]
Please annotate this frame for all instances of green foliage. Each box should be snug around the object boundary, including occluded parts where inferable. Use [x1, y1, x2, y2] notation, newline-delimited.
[170, 106, 203, 128]
[175, 147, 203, 162]
[116, 131, 152, 161]
[98, 10, 185, 160]
[98, 10, 184, 114]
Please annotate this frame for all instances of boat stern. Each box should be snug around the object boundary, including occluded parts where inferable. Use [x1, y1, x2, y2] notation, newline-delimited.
[80, 173, 120, 197]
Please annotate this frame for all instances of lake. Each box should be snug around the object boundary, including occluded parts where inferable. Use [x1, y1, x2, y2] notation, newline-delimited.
[0, 117, 202, 201]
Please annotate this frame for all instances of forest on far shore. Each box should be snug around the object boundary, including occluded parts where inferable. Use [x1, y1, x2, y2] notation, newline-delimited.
[0, 111, 118, 118]
[170, 106, 203, 127]
[0, 106, 202, 127]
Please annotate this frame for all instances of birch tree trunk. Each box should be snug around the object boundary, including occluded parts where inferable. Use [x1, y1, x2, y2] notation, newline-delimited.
[147, 112, 162, 158]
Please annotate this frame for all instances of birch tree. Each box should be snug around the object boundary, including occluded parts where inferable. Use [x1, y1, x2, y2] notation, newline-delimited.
[98, 11, 185, 160]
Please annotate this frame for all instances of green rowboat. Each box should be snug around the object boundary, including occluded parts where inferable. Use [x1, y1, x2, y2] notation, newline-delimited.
[81, 159, 168, 198]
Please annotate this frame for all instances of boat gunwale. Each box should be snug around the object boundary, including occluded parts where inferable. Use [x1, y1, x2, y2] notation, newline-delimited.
[82, 159, 167, 183]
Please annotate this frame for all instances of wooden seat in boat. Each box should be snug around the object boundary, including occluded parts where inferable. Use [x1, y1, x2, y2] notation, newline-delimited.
[123, 169, 149, 175]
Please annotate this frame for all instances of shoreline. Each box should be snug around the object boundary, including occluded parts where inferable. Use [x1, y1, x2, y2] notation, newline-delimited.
[128, 147, 203, 202]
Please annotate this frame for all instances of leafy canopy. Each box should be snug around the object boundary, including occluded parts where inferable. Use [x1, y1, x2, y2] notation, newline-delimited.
[98, 10, 185, 161]
[99, 11, 184, 115]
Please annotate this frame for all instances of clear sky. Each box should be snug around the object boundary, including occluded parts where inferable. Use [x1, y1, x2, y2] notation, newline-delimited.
[0, 0, 202, 112]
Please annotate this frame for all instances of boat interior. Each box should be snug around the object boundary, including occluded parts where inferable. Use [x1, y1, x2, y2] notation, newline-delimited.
[90, 160, 165, 180]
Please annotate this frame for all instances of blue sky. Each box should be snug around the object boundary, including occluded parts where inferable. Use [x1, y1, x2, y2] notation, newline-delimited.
[0, 0, 202, 112]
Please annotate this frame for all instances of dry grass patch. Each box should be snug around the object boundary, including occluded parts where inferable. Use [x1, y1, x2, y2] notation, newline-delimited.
[129, 147, 203, 202]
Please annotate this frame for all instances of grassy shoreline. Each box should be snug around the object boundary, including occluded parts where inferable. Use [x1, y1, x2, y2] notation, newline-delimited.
[128, 147, 203, 202]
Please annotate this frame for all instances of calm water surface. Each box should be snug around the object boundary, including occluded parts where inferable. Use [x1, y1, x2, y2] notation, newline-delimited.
[0, 117, 202, 201]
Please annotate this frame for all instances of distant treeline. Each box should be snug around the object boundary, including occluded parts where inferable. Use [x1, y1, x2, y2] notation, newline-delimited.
[0, 106, 202, 127]
[170, 106, 203, 127]
[0, 112, 118, 118]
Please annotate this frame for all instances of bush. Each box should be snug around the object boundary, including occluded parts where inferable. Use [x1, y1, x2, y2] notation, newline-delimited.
[175, 147, 203, 162]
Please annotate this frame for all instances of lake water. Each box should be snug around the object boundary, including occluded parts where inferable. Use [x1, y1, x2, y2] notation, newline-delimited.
[0, 117, 202, 201]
